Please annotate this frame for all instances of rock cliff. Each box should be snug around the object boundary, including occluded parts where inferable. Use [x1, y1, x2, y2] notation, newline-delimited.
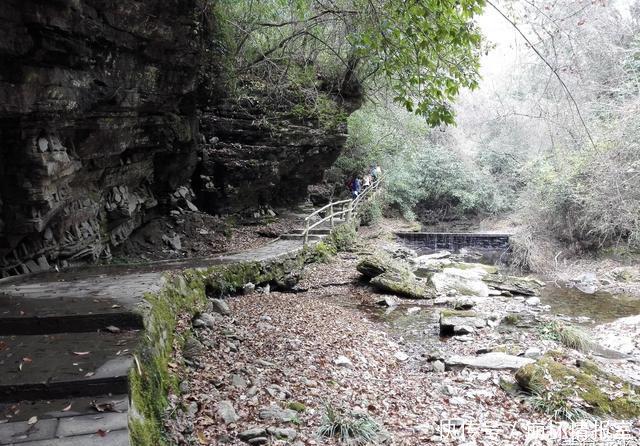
[0, 1, 358, 277]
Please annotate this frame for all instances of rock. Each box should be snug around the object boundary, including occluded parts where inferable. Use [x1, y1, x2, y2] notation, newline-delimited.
[193, 312, 222, 329]
[370, 271, 434, 299]
[483, 275, 544, 296]
[209, 299, 231, 316]
[376, 295, 399, 307]
[179, 381, 190, 393]
[516, 357, 640, 418]
[453, 325, 475, 335]
[239, 428, 268, 442]
[432, 360, 446, 373]
[231, 374, 247, 388]
[431, 268, 490, 297]
[416, 251, 451, 260]
[407, 306, 421, 314]
[453, 297, 476, 310]
[258, 406, 298, 422]
[357, 254, 404, 278]
[266, 209, 277, 217]
[217, 401, 240, 424]
[439, 310, 486, 336]
[334, 355, 353, 368]
[394, 351, 409, 361]
[267, 427, 297, 440]
[446, 352, 535, 370]
[186, 401, 198, 417]
[182, 336, 204, 361]
[162, 234, 182, 250]
[243, 282, 256, 295]
[185, 200, 199, 212]
[525, 296, 540, 306]
[248, 438, 268, 445]
[524, 347, 542, 359]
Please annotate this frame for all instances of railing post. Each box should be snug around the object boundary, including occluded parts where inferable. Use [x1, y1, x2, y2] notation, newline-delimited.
[329, 203, 334, 228]
[303, 219, 309, 246]
[347, 201, 353, 222]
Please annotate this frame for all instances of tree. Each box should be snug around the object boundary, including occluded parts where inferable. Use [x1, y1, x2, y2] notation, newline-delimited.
[215, 0, 486, 125]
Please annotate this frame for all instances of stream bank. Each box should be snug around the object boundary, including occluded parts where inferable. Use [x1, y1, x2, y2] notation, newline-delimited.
[164, 219, 640, 445]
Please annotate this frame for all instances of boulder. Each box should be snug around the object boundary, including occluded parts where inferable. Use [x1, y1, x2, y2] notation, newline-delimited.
[258, 406, 298, 423]
[357, 254, 404, 279]
[370, 271, 434, 299]
[483, 275, 544, 296]
[515, 357, 640, 418]
[217, 401, 240, 424]
[439, 310, 486, 336]
[431, 268, 490, 297]
[447, 352, 534, 370]
[209, 298, 231, 316]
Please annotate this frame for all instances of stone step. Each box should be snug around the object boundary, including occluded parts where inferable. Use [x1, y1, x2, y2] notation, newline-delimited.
[0, 331, 139, 402]
[0, 295, 143, 336]
[0, 394, 129, 445]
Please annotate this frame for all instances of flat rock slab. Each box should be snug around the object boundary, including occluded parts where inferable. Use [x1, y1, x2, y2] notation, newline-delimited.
[0, 332, 138, 401]
[446, 352, 535, 370]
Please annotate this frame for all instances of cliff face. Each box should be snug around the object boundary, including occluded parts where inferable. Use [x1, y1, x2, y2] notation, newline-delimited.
[0, 1, 358, 277]
[0, 0, 208, 276]
[196, 92, 349, 214]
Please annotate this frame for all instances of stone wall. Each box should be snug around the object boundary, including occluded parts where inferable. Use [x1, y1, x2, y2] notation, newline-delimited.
[0, 0, 210, 277]
[396, 232, 511, 252]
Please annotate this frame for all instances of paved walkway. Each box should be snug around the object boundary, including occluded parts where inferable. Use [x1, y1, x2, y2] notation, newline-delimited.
[0, 236, 317, 446]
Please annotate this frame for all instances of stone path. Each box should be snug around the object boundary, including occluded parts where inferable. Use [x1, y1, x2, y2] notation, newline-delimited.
[0, 234, 320, 445]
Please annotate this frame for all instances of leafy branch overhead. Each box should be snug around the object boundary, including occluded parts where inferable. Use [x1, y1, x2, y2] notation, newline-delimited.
[215, 0, 486, 126]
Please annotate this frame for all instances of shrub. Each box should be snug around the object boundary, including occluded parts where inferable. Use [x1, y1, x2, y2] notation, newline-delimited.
[312, 241, 337, 263]
[540, 321, 593, 352]
[358, 195, 384, 226]
[317, 404, 385, 445]
[328, 222, 358, 252]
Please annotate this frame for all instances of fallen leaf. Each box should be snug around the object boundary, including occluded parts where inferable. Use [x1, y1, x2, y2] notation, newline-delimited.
[104, 325, 120, 333]
[72, 351, 90, 356]
[0, 341, 8, 351]
[22, 357, 32, 363]
[90, 400, 119, 413]
[96, 429, 107, 437]
[27, 416, 37, 425]
[62, 403, 73, 412]
[196, 430, 207, 444]
[84, 371, 95, 377]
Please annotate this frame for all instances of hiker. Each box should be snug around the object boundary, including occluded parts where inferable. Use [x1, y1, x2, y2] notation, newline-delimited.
[353, 177, 362, 198]
[362, 173, 372, 188]
[371, 162, 382, 180]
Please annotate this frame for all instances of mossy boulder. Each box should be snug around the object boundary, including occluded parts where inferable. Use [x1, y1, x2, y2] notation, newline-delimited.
[370, 271, 434, 299]
[356, 253, 406, 279]
[483, 274, 544, 296]
[515, 356, 640, 419]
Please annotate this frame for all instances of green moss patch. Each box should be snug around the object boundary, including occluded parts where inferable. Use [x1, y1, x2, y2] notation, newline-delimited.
[515, 356, 640, 420]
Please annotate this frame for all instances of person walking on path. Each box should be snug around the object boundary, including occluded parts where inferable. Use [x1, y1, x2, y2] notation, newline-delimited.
[363, 173, 372, 188]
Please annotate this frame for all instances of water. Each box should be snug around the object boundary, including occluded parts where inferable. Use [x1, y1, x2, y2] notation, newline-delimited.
[360, 304, 440, 343]
[539, 284, 640, 325]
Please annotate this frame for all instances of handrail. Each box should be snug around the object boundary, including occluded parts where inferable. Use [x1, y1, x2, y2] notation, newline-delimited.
[302, 175, 384, 245]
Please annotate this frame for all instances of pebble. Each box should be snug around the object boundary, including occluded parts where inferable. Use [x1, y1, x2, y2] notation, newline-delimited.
[217, 400, 240, 424]
[334, 355, 353, 368]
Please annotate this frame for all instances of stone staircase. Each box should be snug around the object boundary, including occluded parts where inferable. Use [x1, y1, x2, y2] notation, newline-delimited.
[0, 285, 144, 445]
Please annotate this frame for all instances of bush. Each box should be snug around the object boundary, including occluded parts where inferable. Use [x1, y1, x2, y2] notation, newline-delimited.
[358, 195, 384, 226]
[312, 241, 337, 263]
[317, 404, 385, 445]
[328, 222, 358, 252]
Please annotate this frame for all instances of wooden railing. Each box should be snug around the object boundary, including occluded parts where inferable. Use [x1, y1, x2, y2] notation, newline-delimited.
[302, 175, 384, 245]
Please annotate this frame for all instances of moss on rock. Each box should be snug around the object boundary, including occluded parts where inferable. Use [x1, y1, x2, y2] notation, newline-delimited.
[370, 271, 434, 299]
[130, 250, 311, 445]
[515, 356, 640, 419]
